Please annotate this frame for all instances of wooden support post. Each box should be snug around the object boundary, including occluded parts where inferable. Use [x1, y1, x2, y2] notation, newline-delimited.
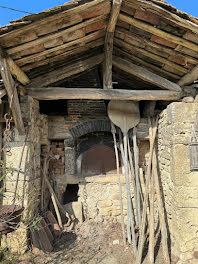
[0, 47, 30, 85]
[103, 0, 122, 89]
[0, 53, 25, 135]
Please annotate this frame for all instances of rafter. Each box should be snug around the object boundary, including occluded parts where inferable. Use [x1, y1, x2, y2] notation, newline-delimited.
[113, 56, 182, 92]
[103, 0, 122, 89]
[0, 47, 30, 85]
[27, 87, 181, 101]
[0, 52, 24, 134]
[119, 14, 198, 52]
[26, 54, 104, 88]
[178, 65, 198, 86]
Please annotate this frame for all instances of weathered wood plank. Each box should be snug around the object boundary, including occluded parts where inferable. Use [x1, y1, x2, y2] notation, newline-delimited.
[27, 88, 181, 101]
[0, 0, 108, 42]
[0, 47, 30, 85]
[114, 38, 188, 75]
[125, 0, 198, 34]
[115, 28, 198, 65]
[0, 56, 24, 134]
[26, 54, 104, 88]
[16, 29, 105, 66]
[119, 13, 198, 52]
[7, 15, 108, 55]
[113, 56, 182, 92]
[21, 38, 104, 72]
[178, 65, 198, 86]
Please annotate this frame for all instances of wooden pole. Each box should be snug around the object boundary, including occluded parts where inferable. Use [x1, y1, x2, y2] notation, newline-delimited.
[111, 122, 126, 247]
[148, 118, 155, 264]
[152, 147, 170, 264]
[136, 117, 158, 264]
[132, 127, 141, 227]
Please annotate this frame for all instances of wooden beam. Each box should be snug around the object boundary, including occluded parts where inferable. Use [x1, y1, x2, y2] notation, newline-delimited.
[26, 54, 104, 88]
[113, 56, 182, 92]
[103, 0, 122, 89]
[0, 47, 30, 85]
[27, 87, 181, 101]
[113, 47, 180, 81]
[119, 14, 198, 52]
[0, 55, 25, 134]
[178, 65, 198, 86]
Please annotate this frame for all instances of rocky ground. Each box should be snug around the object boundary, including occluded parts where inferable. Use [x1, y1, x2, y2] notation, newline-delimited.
[6, 219, 164, 264]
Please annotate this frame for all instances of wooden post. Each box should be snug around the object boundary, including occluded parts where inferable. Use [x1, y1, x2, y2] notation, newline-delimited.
[103, 0, 122, 89]
[0, 53, 24, 135]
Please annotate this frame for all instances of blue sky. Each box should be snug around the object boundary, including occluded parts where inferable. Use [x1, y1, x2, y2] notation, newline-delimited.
[0, 0, 198, 26]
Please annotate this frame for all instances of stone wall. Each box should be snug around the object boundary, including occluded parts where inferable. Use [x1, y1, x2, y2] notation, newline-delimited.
[158, 101, 198, 263]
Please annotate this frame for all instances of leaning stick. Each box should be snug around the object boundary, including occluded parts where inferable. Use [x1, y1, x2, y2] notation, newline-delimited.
[137, 116, 158, 264]
[152, 146, 170, 264]
[111, 122, 126, 247]
[132, 127, 141, 227]
[148, 118, 155, 264]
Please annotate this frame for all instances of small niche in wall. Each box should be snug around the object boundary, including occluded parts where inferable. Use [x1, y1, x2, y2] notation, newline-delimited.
[39, 100, 68, 116]
[63, 184, 79, 204]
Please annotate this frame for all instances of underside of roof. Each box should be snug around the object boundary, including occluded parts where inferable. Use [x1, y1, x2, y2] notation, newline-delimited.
[1, 0, 198, 90]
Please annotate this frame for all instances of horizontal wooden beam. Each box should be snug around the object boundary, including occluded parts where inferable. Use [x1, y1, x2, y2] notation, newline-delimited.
[113, 56, 182, 92]
[119, 13, 198, 52]
[178, 65, 198, 86]
[0, 47, 30, 85]
[26, 54, 104, 88]
[27, 88, 181, 101]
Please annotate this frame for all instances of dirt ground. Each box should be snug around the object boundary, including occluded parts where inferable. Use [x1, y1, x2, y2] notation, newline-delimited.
[15, 219, 164, 264]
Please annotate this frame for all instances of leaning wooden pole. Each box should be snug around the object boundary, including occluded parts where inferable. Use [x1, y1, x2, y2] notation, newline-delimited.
[152, 146, 170, 264]
[111, 122, 126, 247]
[148, 119, 155, 264]
[132, 127, 141, 227]
[137, 116, 158, 264]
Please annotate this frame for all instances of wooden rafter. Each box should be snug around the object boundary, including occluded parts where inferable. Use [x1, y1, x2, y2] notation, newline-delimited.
[6, 14, 108, 56]
[15, 29, 105, 67]
[113, 56, 182, 92]
[26, 54, 104, 88]
[103, 0, 122, 89]
[119, 14, 198, 52]
[0, 52, 25, 134]
[0, 47, 30, 85]
[114, 38, 188, 75]
[178, 65, 198, 86]
[27, 88, 181, 101]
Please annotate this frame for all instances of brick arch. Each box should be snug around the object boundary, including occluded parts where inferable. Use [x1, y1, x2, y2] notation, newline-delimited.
[69, 119, 111, 138]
